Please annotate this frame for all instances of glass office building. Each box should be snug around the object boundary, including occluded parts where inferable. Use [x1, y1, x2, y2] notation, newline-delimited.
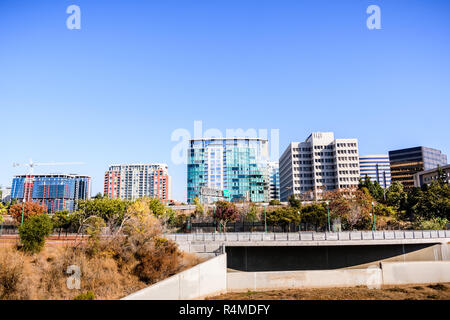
[11, 174, 91, 213]
[389, 147, 447, 188]
[359, 155, 391, 188]
[187, 138, 269, 203]
[267, 161, 280, 201]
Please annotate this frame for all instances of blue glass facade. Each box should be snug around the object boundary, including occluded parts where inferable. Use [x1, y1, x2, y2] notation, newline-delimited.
[359, 155, 391, 188]
[11, 174, 91, 213]
[187, 138, 269, 203]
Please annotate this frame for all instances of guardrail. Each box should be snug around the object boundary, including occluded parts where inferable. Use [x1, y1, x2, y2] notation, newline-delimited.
[165, 230, 450, 242]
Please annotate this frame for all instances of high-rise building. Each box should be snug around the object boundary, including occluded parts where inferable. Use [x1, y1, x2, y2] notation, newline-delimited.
[267, 161, 280, 201]
[10, 174, 91, 213]
[389, 147, 448, 188]
[104, 164, 171, 204]
[359, 155, 391, 188]
[279, 132, 360, 201]
[187, 138, 269, 204]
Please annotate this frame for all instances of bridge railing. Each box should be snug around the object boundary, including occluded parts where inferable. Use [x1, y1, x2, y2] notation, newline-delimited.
[165, 230, 450, 242]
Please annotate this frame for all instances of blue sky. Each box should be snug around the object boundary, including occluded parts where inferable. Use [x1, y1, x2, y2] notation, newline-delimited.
[1, 0, 449, 201]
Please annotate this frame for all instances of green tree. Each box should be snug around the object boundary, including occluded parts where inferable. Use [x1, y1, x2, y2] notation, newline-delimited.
[84, 216, 106, 255]
[269, 199, 281, 206]
[359, 176, 385, 202]
[436, 165, 448, 186]
[147, 198, 166, 217]
[52, 211, 76, 231]
[193, 196, 204, 216]
[93, 192, 104, 199]
[266, 207, 300, 232]
[243, 203, 259, 222]
[410, 181, 450, 220]
[18, 214, 53, 253]
[385, 182, 408, 211]
[288, 194, 302, 208]
[76, 198, 130, 223]
[300, 203, 327, 231]
[0, 203, 6, 223]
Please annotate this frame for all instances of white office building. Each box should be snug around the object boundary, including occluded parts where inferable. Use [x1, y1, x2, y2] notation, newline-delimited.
[279, 132, 360, 201]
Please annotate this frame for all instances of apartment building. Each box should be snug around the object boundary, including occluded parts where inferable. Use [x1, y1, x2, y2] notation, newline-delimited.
[10, 174, 91, 213]
[279, 132, 359, 201]
[104, 163, 171, 204]
[187, 138, 269, 204]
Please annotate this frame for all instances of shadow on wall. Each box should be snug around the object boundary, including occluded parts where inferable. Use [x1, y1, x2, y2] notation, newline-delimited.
[226, 243, 443, 272]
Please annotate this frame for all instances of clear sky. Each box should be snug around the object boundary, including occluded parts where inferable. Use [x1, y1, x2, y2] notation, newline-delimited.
[1, 0, 449, 202]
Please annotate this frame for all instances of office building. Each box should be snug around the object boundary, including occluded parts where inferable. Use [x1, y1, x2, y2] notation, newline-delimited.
[267, 161, 280, 201]
[279, 132, 360, 201]
[104, 163, 171, 204]
[389, 147, 448, 188]
[187, 138, 269, 204]
[413, 164, 450, 187]
[10, 174, 91, 213]
[359, 155, 391, 188]
[1, 186, 11, 203]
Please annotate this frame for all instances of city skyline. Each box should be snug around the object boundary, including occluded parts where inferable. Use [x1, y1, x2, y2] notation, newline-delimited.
[1, 0, 450, 202]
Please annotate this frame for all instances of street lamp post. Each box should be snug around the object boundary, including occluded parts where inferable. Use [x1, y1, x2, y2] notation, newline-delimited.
[21, 200, 25, 226]
[264, 205, 267, 233]
[214, 205, 217, 234]
[326, 201, 331, 232]
[372, 202, 376, 231]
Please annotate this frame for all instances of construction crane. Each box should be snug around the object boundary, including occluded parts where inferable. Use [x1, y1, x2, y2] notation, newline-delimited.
[12, 159, 84, 175]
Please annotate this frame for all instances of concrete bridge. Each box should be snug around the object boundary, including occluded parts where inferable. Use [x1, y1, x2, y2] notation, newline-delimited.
[166, 230, 450, 271]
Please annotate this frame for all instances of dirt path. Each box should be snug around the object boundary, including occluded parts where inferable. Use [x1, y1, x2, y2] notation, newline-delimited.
[208, 283, 450, 300]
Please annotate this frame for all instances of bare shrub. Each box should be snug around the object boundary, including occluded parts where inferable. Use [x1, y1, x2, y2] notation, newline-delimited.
[133, 237, 181, 284]
[0, 247, 33, 299]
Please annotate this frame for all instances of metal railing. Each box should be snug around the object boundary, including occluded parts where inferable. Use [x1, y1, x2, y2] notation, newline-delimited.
[165, 230, 450, 242]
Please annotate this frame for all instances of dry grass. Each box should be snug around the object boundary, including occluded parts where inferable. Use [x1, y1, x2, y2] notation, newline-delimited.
[1, 207, 205, 300]
[208, 283, 450, 300]
[0, 239, 203, 300]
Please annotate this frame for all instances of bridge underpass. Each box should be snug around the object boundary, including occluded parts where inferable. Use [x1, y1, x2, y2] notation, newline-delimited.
[225, 242, 445, 271]
[167, 230, 450, 271]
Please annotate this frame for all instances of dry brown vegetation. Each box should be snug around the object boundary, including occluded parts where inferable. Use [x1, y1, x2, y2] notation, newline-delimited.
[0, 243, 202, 300]
[208, 283, 450, 300]
[0, 199, 204, 300]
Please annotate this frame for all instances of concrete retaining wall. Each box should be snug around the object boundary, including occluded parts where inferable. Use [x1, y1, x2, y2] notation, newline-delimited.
[381, 261, 450, 285]
[227, 261, 450, 292]
[227, 268, 383, 292]
[121, 254, 227, 300]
